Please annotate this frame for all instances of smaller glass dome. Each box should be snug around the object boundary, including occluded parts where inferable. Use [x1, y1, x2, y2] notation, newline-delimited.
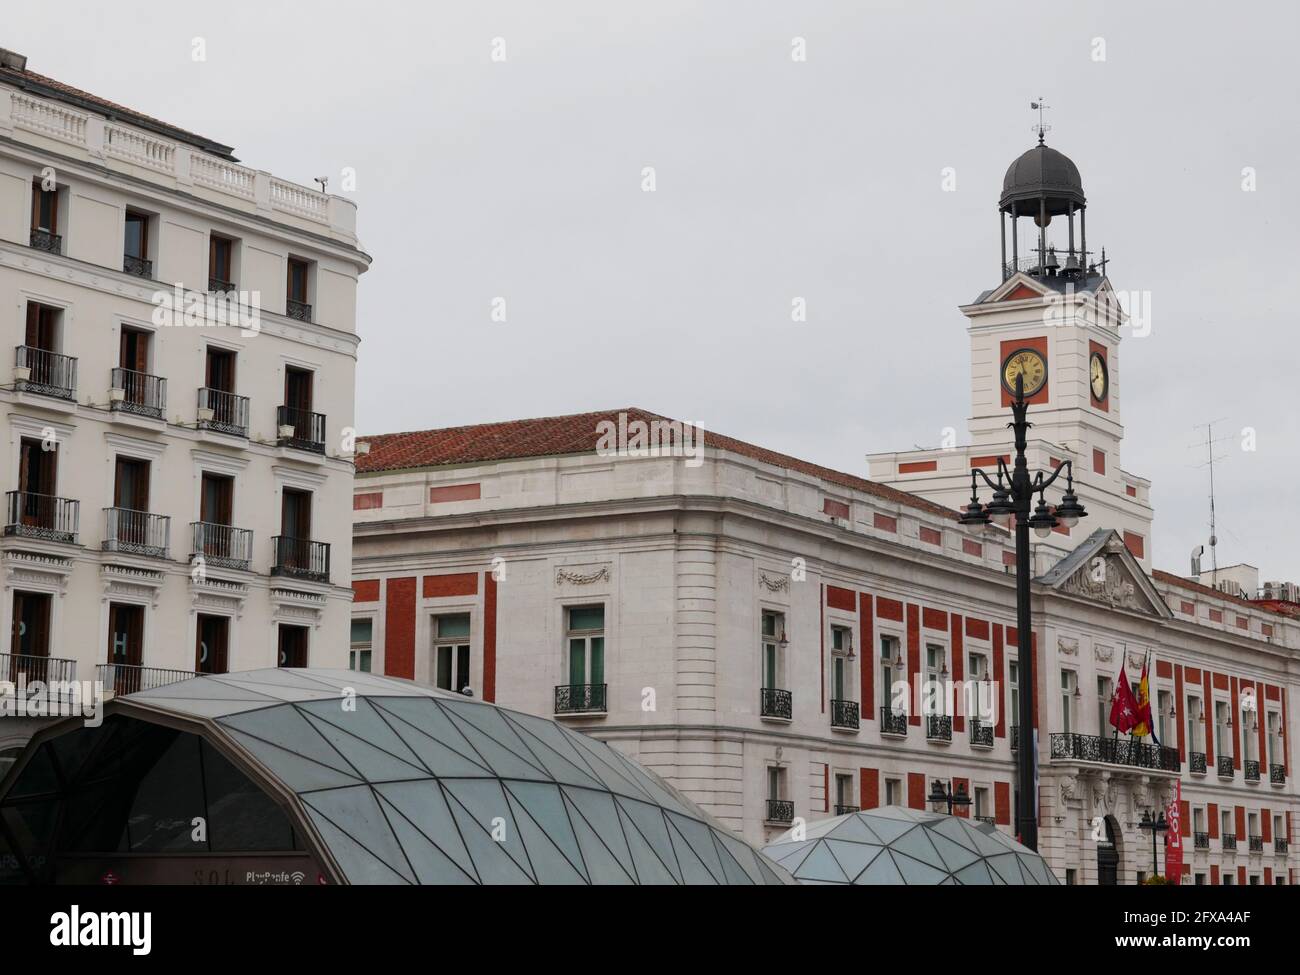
[762, 807, 1059, 885]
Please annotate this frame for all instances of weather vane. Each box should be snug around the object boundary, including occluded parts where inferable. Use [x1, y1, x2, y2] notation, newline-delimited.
[1031, 98, 1051, 144]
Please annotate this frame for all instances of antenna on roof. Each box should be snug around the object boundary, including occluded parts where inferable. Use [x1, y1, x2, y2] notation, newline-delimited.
[1030, 98, 1051, 144]
[1191, 420, 1232, 587]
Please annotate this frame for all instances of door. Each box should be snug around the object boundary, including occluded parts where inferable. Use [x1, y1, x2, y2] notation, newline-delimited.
[1097, 816, 1119, 886]
[106, 602, 144, 693]
[209, 235, 232, 287]
[195, 614, 229, 674]
[284, 367, 314, 442]
[10, 592, 52, 681]
[17, 437, 57, 529]
[200, 473, 234, 560]
[113, 458, 150, 547]
[124, 211, 148, 261]
[278, 625, 308, 668]
[31, 181, 58, 233]
[118, 328, 151, 405]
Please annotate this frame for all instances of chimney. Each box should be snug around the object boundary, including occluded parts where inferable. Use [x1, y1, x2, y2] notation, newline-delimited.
[0, 48, 28, 72]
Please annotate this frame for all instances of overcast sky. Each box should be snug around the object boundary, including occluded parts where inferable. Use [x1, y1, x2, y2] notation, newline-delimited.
[8, 0, 1298, 580]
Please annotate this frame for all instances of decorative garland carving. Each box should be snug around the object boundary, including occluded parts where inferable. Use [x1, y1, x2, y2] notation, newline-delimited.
[1058, 636, 1079, 656]
[758, 572, 790, 593]
[555, 567, 610, 586]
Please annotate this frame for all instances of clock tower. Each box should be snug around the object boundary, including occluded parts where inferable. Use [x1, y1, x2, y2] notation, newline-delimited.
[867, 136, 1154, 568]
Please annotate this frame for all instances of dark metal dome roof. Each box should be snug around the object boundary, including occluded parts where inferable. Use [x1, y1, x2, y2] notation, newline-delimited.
[1000, 142, 1085, 215]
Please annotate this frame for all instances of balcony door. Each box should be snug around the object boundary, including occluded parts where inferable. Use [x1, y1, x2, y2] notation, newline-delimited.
[107, 602, 144, 669]
[25, 303, 58, 352]
[199, 473, 235, 561]
[31, 181, 58, 234]
[195, 613, 229, 674]
[278, 624, 308, 668]
[10, 591, 51, 659]
[281, 488, 311, 540]
[118, 327, 151, 406]
[112, 458, 151, 549]
[206, 347, 236, 393]
[17, 437, 57, 529]
[285, 366, 313, 414]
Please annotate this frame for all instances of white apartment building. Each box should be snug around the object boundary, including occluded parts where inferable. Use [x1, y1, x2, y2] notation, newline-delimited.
[351, 139, 1299, 885]
[0, 49, 369, 759]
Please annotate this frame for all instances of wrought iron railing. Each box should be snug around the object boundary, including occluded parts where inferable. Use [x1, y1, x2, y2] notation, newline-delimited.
[833, 804, 860, 816]
[970, 718, 994, 747]
[1270, 763, 1286, 784]
[974, 815, 996, 827]
[16, 345, 77, 400]
[1049, 732, 1180, 772]
[286, 297, 312, 322]
[209, 275, 236, 294]
[123, 253, 152, 278]
[1, 652, 76, 684]
[760, 687, 792, 720]
[1221, 833, 1237, 851]
[880, 707, 908, 737]
[103, 507, 170, 558]
[1190, 751, 1207, 774]
[1276, 838, 1289, 854]
[1193, 832, 1210, 850]
[765, 799, 794, 824]
[96, 663, 196, 696]
[830, 698, 859, 730]
[1011, 725, 1020, 751]
[270, 536, 330, 582]
[1218, 755, 1235, 779]
[1245, 759, 1260, 782]
[4, 491, 78, 543]
[191, 522, 253, 571]
[110, 367, 166, 419]
[926, 714, 952, 742]
[277, 405, 326, 453]
[197, 387, 249, 437]
[30, 228, 61, 254]
[1248, 835, 1264, 853]
[554, 683, 607, 714]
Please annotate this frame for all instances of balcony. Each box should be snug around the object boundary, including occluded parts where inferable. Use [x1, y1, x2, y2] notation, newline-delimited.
[880, 707, 908, 737]
[110, 367, 166, 420]
[209, 276, 237, 294]
[103, 507, 170, 559]
[765, 799, 794, 824]
[760, 687, 792, 721]
[1193, 832, 1210, 850]
[1190, 751, 1207, 774]
[926, 714, 952, 743]
[277, 405, 326, 453]
[15, 346, 77, 400]
[1049, 732, 1180, 773]
[1217, 755, 1235, 779]
[1, 652, 76, 684]
[974, 815, 996, 827]
[123, 253, 152, 278]
[197, 387, 250, 438]
[833, 804, 860, 816]
[1244, 759, 1260, 782]
[30, 228, 61, 254]
[286, 298, 312, 322]
[554, 683, 606, 715]
[270, 536, 330, 583]
[1248, 835, 1264, 854]
[970, 718, 994, 748]
[1221, 833, 1237, 851]
[4, 491, 79, 543]
[829, 698, 859, 731]
[1270, 763, 1286, 785]
[191, 522, 253, 571]
[96, 663, 196, 696]
[1276, 838, 1289, 855]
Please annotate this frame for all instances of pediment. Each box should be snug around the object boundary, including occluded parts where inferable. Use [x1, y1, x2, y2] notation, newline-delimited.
[1037, 529, 1172, 619]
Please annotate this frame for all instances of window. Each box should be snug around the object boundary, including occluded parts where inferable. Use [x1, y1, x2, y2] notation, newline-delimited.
[350, 618, 373, 673]
[286, 257, 312, 320]
[1061, 671, 1077, 735]
[1009, 660, 1020, 729]
[1188, 696, 1203, 751]
[885, 778, 902, 806]
[123, 210, 150, 276]
[1097, 676, 1112, 735]
[1157, 690, 1171, 743]
[1066, 869, 1077, 886]
[968, 653, 988, 717]
[116, 327, 158, 413]
[1215, 701, 1231, 757]
[974, 786, 989, 819]
[880, 635, 901, 712]
[1195, 873, 1206, 886]
[200, 473, 234, 528]
[10, 591, 51, 658]
[767, 766, 785, 801]
[277, 624, 308, 668]
[435, 613, 472, 693]
[1268, 711, 1282, 765]
[113, 457, 150, 512]
[31, 180, 58, 233]
[762, 610, 785, 692]
[24, 302, 60, 354]
[834, 773, 853, 810]
[1221, 809, 1233, 838]
[830, 624, 852, 701]
[195, 613, 229, 674]
[566, 605, 604, 692]
[209, 234, 235, 291]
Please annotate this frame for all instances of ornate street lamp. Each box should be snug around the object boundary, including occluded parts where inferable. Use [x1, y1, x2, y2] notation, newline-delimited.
[1138, 809, 1169, 878]
[928, 778, 972, 817]
[957, 359, 1088, 851]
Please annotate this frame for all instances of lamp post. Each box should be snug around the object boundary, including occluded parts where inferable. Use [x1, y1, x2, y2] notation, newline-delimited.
[958, 366, 1088, 851]
[1138, 809, 1169, 878]
[928, 778, 972, 817]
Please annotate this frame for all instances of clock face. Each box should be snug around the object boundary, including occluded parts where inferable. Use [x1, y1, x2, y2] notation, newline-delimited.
[1001, 347, 1048, 397]
[1090, 351, 1109, 401]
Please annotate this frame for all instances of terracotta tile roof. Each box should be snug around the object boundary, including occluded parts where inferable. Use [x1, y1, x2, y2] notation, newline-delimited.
[0, 61, 234, 158]
[359, 407, 962, 522]
[1151, 568, 1290, 619]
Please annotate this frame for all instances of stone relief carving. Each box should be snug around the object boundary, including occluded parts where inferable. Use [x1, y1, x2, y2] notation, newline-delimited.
[555, 566, 610, 586]
[1059, 775, 1077, 804]
[1094, 644, 1114, 663]
[758, 572, 790, 593]
[1061, 553, 1144, 612]
[1058, 636, 1079, 656]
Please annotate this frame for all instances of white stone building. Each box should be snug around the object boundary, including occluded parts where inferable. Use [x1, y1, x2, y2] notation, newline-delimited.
[0, 49, 369, 761]
[350, 136, 1298, 885]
